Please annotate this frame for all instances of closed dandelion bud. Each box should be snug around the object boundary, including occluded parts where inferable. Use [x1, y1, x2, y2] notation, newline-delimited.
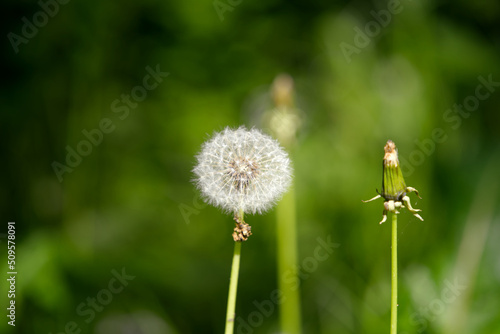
[363, 140, 424, 224]
[381, 140, 406, 201]
[193, 126, 293, 240]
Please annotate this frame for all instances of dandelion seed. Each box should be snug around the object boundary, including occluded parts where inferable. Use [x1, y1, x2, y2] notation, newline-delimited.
[193, 126, 292, 216]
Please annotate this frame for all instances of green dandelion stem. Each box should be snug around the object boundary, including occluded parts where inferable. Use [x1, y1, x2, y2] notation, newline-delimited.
[390, 212, 398, 334]
[225, 211, 244, 334]
[276, 185, 302, 334]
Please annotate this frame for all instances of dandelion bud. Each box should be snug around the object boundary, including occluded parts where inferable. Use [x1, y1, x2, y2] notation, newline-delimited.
[363, 140, 423, 224]
[381, 140, 407, 201]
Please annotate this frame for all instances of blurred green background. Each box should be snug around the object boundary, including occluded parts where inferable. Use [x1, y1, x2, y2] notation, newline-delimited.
[1, 0, 500, 333]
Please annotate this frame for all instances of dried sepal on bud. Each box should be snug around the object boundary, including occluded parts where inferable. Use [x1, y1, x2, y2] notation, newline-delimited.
[363, 140, 424, 224]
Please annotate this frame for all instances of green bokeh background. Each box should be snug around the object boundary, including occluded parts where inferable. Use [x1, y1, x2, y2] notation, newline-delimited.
[2, 0, 500, 333]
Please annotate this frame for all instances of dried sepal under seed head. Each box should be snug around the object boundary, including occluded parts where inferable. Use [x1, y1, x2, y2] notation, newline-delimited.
[193, 126, 292, 215]
[232, 214, 252, 242]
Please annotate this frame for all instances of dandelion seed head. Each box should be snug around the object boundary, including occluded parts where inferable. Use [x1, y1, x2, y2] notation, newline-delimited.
[193, 126, 292, 214]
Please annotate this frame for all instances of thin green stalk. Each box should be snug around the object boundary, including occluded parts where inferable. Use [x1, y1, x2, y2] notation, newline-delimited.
[225, 210, 244, 334]
[390, 213, 398, 334]
[225, 241, 242, 334]
[276, 185, 301, 334]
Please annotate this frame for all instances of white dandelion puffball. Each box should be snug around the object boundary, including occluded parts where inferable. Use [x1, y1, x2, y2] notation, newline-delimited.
[193, 127, 292, 215]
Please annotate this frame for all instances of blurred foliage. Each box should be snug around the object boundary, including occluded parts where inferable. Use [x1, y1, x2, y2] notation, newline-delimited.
[1, 0, 500, 333]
